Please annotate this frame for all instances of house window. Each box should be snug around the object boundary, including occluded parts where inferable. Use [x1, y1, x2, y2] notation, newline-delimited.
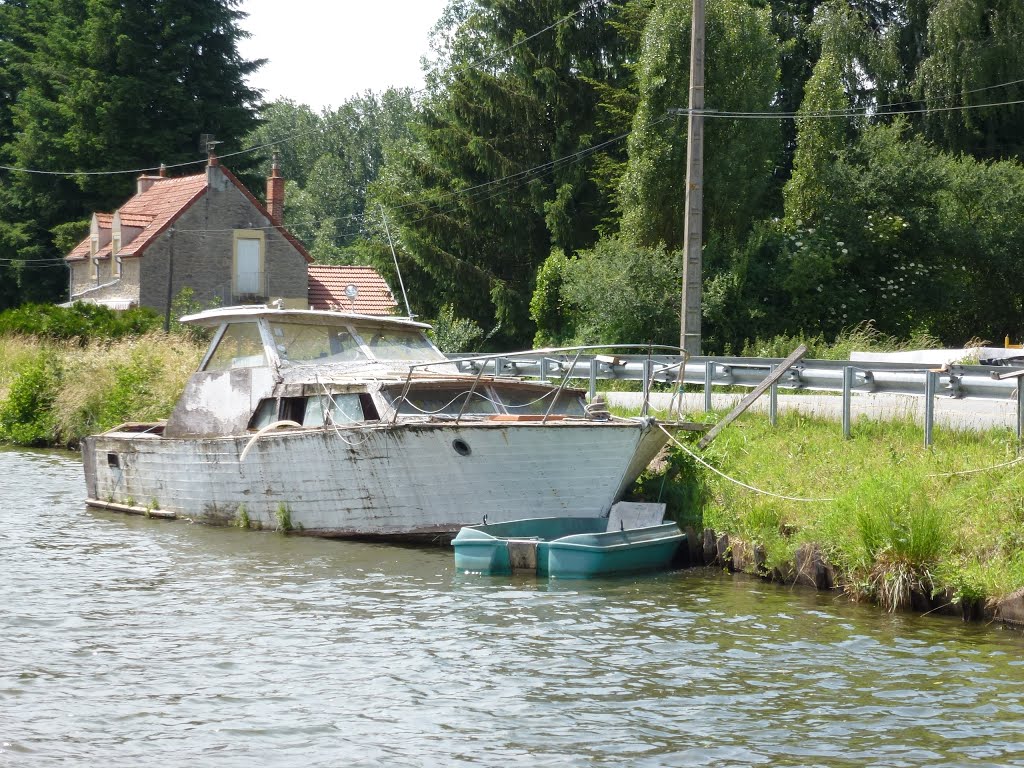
[233, 230, 265, 297]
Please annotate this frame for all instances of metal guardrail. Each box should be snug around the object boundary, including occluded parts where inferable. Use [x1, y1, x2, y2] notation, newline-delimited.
[447, 351, 1024, 445]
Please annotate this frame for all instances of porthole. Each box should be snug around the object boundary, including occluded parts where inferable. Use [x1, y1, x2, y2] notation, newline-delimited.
[452, 439, 471, 456]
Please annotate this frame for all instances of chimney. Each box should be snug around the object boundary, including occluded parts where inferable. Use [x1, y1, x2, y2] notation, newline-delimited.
[266, 152, 285, 226]
[136, 173, 162, 195]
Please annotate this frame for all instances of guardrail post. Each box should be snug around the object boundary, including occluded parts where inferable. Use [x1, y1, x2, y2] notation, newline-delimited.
[539, 357, 548, 384]
[842, 366, 853, 439]
[1017, 378, 1024, 443]
[769, 364, 778, 427]
[642, 359, 652, 417]
[589, 358, 597, 402]
[924, 371, 937, 447]
[704, 361, 714, 412]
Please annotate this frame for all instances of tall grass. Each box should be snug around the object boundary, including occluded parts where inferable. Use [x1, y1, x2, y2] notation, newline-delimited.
[739, 320, 944, 360]
[651, 408, 1024, 608]
[0, 332, 203, 447]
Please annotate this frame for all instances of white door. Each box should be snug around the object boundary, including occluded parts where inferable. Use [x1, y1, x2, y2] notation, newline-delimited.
[236, 239, 261, 294]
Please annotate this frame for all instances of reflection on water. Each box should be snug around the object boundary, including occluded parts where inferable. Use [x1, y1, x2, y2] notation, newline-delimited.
[2, 448, 1024, 767]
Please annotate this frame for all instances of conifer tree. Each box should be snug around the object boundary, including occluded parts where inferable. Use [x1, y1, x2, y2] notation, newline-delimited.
[0, 0, 263, 307]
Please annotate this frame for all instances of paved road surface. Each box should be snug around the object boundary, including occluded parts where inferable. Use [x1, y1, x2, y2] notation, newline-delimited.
[607, 391, 1019, 433]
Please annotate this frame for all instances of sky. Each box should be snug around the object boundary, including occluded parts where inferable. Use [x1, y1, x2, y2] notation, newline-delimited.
[237, 0, 451, 112]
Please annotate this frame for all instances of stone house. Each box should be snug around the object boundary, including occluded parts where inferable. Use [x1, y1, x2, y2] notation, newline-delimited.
[65, 156, 311, 316]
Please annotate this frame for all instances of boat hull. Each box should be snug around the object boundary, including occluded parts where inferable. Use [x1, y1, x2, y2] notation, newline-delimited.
[82, 420, 672, 537]
[452, 517, 685, 578]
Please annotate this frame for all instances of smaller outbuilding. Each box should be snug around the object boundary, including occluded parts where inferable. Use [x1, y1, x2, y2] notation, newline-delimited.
[307, 264, 399, 315]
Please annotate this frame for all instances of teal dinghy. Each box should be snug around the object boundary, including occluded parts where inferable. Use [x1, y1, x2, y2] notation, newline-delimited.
[452, 502, 684, 579]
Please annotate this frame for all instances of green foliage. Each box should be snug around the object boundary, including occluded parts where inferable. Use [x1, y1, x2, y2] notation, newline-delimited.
[557, 237, 681, 346]
[0, 352, 61, 446]
[427, 304, 485, 353]
[675, 409, 1024, 609]
[275, 503, 293, 533]
[96, 347, 162, 428]
[168, 288, 216, 343]
[0, 303, 161, 343]
[619, 0, 781, 249]
[529, 249, 571, 348]
[244, 92, 416, 261]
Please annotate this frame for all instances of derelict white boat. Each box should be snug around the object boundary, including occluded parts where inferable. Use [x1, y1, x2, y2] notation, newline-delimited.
[82, 307, 697, 537]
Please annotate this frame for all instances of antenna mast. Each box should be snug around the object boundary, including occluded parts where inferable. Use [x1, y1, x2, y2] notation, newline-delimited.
[380, 206, 414, 319]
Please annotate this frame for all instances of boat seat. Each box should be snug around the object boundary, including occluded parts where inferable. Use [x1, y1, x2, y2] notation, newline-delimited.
[606, 502, 666, 532]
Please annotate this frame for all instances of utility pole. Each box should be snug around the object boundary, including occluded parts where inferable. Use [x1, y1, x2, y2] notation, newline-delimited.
[679, 0, 705, 355]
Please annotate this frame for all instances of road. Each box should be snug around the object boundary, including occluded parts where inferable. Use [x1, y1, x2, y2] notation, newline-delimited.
[607, 390, 1019, 433]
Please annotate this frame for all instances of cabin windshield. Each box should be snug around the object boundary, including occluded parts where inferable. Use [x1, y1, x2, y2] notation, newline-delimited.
[205, 322, 267, 371]
[269, 322, 367, 364]
[362, 328, 445, 362]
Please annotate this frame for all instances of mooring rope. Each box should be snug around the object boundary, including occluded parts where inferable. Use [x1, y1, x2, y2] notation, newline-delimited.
[657, 424, 836, 503]
[926, 455, 1024, 478]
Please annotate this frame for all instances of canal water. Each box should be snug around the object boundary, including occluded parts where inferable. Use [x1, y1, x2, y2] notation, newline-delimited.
[2, 448, 1023, 767]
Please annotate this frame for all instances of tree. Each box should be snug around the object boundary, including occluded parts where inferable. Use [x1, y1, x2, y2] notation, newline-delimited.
[917, 0, 1024, 160]
[373, 0, 625, 347]
[618, 0, 782, 249]
[0, 0, 263, 307]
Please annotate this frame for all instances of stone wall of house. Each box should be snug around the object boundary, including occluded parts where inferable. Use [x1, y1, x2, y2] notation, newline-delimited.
[139, 166, 309, 318]
[69, 257, 142, 305]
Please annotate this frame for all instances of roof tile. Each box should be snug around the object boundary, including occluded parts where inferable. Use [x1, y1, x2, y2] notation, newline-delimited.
[307, 265, 399, 315]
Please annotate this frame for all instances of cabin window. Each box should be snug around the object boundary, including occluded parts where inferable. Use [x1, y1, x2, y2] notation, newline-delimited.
[250, 398, 278, 429]
[385, 386, 497, 416]
[269, 322, 368, 363]
[361, 329, 445, 362]
[204, 323, 267, 371]
[493, 386, 586, 417]
[301, 394, 364, 427]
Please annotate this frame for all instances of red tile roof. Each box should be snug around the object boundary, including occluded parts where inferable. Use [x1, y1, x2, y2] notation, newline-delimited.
[65, 164, 311, 263]
[308, 265, 399, 315]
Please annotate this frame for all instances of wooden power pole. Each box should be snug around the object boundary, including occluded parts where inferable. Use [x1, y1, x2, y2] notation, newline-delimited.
[679, 0, 705, 356]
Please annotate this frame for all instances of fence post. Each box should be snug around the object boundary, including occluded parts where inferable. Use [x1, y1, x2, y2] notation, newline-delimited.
[924, 371, 937, 447]
[842, 366, 853, 439]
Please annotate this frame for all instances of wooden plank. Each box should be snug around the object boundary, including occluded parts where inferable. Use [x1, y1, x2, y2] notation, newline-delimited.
[697, 344, 808, 449]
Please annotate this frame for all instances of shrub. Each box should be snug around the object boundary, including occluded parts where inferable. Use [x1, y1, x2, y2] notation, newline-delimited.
[0, 352, 62, 446]
[0, 303, 161, 343]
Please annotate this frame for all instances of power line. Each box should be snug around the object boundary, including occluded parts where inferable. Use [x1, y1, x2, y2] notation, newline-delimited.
[669, 96, 1024, 120]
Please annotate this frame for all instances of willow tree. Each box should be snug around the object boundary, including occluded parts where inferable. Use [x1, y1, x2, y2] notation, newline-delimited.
[916, 0, 1024, 160]
[618, 0, 782, 250]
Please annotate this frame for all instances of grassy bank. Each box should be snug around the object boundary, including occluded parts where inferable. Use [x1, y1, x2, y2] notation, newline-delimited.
[0, 333, 203, 447]
[642, 409, 1024, 611]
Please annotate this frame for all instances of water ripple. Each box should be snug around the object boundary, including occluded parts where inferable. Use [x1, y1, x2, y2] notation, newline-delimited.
[2, 448, 1024, 767]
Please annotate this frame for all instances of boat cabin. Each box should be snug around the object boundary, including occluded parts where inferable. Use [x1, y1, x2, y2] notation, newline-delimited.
[161, 308, 585, 439]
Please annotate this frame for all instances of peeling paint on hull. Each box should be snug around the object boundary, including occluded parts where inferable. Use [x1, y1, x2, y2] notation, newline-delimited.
[83, 420, 671, 537]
